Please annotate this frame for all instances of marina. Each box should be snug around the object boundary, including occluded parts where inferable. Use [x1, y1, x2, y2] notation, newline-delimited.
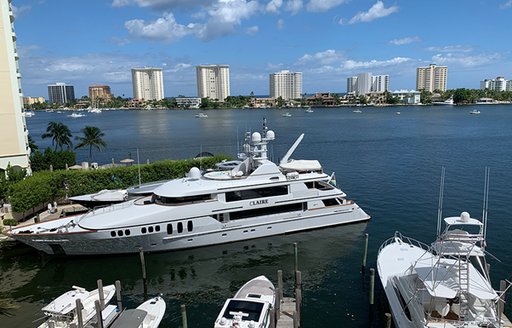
[2, 106, 512, 327]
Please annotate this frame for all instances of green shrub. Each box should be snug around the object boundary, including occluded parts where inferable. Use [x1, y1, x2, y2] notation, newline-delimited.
[2, 218, 18, 227]
[9, 155, 230, 213]
[30, 149, 76, 172]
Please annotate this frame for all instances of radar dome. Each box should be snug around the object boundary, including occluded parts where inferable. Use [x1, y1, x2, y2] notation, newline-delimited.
[460, 211, 470, 222]
[187, 167, 201, 180]
[252, 132, 261, 142]
[266, 130, 275, 140]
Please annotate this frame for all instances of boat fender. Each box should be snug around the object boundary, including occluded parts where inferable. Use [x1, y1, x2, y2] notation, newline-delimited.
[248, 321, 256, 328]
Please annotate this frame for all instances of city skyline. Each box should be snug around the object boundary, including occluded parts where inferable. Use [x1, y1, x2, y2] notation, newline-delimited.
[11, 0, 512, 98]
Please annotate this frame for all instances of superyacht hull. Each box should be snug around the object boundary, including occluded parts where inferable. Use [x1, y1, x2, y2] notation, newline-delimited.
[9, 204, 369, 255]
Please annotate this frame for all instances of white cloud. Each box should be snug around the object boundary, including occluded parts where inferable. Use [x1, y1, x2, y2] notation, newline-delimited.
[124, 12, 198, 42]
[197, 0, 260, 41]
[266, 0, 283, 13]
[166, 63, 193, 72]
[277, 18, 285, 29]
[112, 0, 212, 9]
[389, 36, 420, 45]
[342, 57, 411, 70]
[501, 0, 512, 8]
[285, 0, 303, 14]
[298, 49, 343, 65]
[246, 26, 259, 35]
[348, 1, 398, 24]
[425, 45, 473, 53]
[431, 53, 501, 67]
[306, 0, 346, 12]
[11, 4, 32, 17]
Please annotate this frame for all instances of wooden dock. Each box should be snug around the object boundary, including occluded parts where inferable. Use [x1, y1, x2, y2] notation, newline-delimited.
[274, 269, 302, 328]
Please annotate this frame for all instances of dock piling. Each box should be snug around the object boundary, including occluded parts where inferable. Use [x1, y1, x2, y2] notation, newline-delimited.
[385, 313, 392, 328]
[369, 268, 375, 306]
[75, 299, 84, 328]
[181, 304, 188, 328]
[293, 243, 298, 274]
[139, 248, 148, 300]
[362, 233, 369, 273]
[115, 280, 123, 311]
[95, 300, 104, 328]
[97, 279, 105, 310]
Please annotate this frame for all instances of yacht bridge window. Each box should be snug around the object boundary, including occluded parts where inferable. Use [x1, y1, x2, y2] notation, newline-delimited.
[305, 181, 335, 191]
[230, 202, 304, 220]
[152, 194, 212, 205]
[226, 186, 288, 202]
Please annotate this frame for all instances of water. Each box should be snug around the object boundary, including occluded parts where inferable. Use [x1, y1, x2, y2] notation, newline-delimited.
[2, 106, 512, 327]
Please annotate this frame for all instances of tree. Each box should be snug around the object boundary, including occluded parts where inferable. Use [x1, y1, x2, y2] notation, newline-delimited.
[75, 126, 106, 164]
[41, 122, 73, 151]
[27, 134, 38, 151]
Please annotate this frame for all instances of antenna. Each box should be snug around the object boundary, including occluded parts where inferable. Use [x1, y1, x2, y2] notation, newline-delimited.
[436, 167, 445, 238]
[482, 167, 490, 245]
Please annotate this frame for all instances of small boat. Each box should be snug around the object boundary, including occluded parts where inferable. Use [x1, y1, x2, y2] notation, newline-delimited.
[23, 111, 35, 117]
[68, 112, 85, 118]
[282, 112, 292, 117]
[195, 112, 208, 118]
[396, 111, 401, 115]
[432, 97, 454, 106]
[469, 109, 481, 115]
[353, 109, 362, 113]
[214, 275, 275, 328]
[89, 108, 102, 113]
[109, 296, 166, 328]
[38, 285, 117, 328]
[305, 108, 314, 113]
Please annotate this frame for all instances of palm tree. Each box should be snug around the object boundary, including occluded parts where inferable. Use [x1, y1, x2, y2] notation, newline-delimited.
[74, 126, 106, 164]
[27, 134, 38, 151]
[41, 122, 72, 151]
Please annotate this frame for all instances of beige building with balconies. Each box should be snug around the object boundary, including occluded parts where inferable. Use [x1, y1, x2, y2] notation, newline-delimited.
[0, 0, 30, 174]
[89, 84, 112, 106]
[416, 64, 448, 92]
[196, 64, 230, 102]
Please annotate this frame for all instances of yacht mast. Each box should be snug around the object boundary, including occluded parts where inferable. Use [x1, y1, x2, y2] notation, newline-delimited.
[436, 167, 446, 238]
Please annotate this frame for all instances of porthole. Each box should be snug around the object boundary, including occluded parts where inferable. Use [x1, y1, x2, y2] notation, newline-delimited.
[110, 231, 116, 237]
[125, 229, 130, 236]
[177, 222, 183, 233]
[167, 224, 173, 234]
[148, 226, 154, 233]
[187, 220, 193, 232]
[141, 227, 147, 234]
[118, 230, 124, 237]
[155, 225, 160, 232]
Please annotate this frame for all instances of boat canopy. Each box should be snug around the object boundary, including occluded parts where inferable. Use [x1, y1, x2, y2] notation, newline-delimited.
[280, 160, 322, 172]
[109, 309, 147, 328]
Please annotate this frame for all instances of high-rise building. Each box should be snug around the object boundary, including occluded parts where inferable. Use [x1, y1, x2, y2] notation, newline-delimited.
[480, 76, 509, 92]
[89, 84, 112, 106]
[48, 83, 75, 105]
[347, 73, 389, 95]
[0, 0, 30, 173]
[416, 64, 448, 92]
[269, 70, 302, 100]
[131, 68, 164, 101]
[196, 65, 230, 101]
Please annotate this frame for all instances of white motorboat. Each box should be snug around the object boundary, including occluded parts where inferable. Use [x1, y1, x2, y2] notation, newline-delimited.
[353, 109, 362, 113]
[214, 275, 275, 328]
[68, 112, 85, 118]
[23, 111, 35, 117]
[195, 112, 208, 118]
[89, 108, 102, 113]
[7, 119, 370, 255]
[432, 97, 454, 106]
[282, 112, 292, 117]
[469, 109, 481, 115]
[38, 285, 117, 328]
[69, 189, 129, 208]
[378, 168, 507, 328]
[109, 296, 166, 328]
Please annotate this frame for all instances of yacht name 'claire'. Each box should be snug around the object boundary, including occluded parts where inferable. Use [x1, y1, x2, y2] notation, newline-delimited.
[250, 199, 268, 206]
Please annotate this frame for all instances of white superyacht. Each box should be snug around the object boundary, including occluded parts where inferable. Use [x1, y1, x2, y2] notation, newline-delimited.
[7, 120, 370, 255]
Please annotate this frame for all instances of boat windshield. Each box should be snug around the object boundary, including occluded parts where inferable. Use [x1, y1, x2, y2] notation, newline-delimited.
[223, 300, 264, 322]
[152, 194, 212, 205]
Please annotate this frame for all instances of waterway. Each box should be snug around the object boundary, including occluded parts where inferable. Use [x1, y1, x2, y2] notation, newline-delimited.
[2, 105, 512, 327]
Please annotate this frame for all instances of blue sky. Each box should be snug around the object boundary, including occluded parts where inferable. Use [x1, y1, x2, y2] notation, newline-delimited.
[12, 0, 512, 98]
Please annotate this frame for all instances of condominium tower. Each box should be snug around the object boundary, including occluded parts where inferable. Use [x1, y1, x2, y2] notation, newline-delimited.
[0, 0, 30, 173]
[416, 64, 448, 92]
[347, 73, 389, 95]
[89, 84, 112, 106]
[48, 83, 75, 105]
[196, 65, 230, 101]
[131, 68, 164, 101]
[269, 70, 302, 100]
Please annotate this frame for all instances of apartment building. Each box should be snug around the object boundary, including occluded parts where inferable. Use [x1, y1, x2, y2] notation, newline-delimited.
[0, 0, 30, 173]
[89, 84, 112, 105]
[131, 68, 164, 101]
[196, 65, 230, 101]
[347, 73, 389, 95]
[48, 83, 75, 105]
[416, 64, 448, 92]
[269, 70, 302, 100]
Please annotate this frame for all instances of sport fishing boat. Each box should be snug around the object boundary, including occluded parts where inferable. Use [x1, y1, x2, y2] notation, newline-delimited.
[38, 284, 117, 328]
[6, 119, 370, 255]
[214, 275, 275, 328]
[377, 170, 507, 328]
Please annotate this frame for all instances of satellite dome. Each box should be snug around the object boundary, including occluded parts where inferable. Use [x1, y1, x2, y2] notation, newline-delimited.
[266, 130, 275, 140]
[460, 211, 470, 222]
[187, 167, 201, 180]
[252, 132, 261, 142]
